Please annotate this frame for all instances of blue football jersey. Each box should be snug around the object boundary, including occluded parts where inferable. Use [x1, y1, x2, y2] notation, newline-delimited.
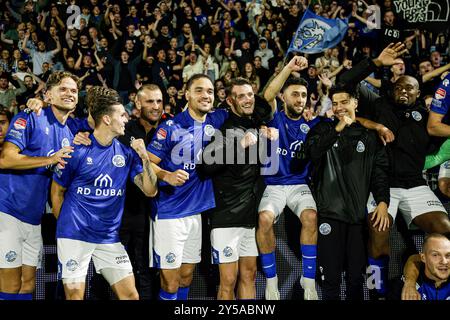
[0, 107, 73, 225]
[262, 110, 321, 185]
[53, 134, 143, 243]
[418, 278, 450, 300]
[67, 116, 92, 135]
[430, 73, 450, 116]
[147, 109, 228, 219]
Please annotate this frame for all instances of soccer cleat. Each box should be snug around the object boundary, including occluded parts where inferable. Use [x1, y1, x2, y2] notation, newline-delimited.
[300, 276, 319, 300]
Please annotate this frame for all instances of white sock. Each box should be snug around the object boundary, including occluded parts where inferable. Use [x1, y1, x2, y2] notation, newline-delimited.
[266, 275, 278, 288]
[302, 277, 316, 290]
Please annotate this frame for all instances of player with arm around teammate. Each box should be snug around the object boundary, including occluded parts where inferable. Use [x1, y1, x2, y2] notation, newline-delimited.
[51, 86, 157, 300]
[0, 71, 79, 300]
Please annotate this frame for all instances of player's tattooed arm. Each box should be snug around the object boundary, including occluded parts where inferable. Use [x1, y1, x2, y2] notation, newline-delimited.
[131, 138, 158, 197]
[134, 158, 158, 197]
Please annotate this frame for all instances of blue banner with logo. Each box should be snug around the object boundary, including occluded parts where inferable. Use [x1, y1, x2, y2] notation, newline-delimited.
[287, 9, 349, 54]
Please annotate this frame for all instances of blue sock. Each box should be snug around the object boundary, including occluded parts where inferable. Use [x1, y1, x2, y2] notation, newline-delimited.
[260, 251, 277, 279]
[177, 286, 190, 300]
[17, 293, 33, 300]
[0, 292, 32, 300]
[368, 256, 389, 295]
[301, 244, 317, 279]
[158, 289, 177, 300]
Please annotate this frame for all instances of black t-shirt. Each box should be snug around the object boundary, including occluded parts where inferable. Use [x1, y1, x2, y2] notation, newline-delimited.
[76, 66, 101, 87]
[117, 63, 133, 91]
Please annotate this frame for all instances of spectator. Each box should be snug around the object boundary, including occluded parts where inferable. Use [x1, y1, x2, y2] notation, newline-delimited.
[0, 72, 26, 113]
[254, 37, 274, 70]
[0, 104, 12, 152]
[21, 31, 61, 76]
[182, 51, 204, 84]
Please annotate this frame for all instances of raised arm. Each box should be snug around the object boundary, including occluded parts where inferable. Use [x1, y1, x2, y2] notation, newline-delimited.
[94, 50, 104, 71]
[74, 50, 83, 70]
[352, 10, 377, 29]
[131, 139, 158, 197]
[0, 30, 13, 45]
[21, 32, 31, 55]
[422, 62, 450, 83]
[263, 55, 308, 113]
[339, 42, 408, 88]
[50, 36, 62, 56]
[172, 51, 186, 71]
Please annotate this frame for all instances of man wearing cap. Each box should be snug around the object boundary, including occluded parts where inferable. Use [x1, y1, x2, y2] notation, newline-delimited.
[254, 37, 274, 70]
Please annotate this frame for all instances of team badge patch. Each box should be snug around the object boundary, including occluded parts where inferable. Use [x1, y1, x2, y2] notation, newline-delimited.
[112, 155, 125, 167]
[411, 111, 422, 122]
[66, 259, 79, 272]
[13, 118, 27, 130]
[435, 88, 446, 100]
[356, 141, 365, 153]
[165, 120, 174, 126]
[157, 128, 167, 140]
[5, 251, 17, 263]
[319, 223, 331, 235]
[300, 123, 310, 134]
[166, 252, 176, 264]
[204, 124, 215, 137]
[223, 246, 233, 258]
[62, 137, 70, 147]
[443, 79, 449, 87]
[87, 157, 93, 165]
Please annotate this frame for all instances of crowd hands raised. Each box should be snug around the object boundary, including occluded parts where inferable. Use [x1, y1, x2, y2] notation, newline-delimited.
[0, 0, 449, 301]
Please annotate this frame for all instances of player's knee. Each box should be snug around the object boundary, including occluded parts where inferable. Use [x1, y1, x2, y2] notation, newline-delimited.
[20, 278, 36, 293]
[124, 289, 139, 300]
[179, 275, 193, 288]
[300, 210, 317, 229]
[220, 271, 237, 288]
[239, 267, 256, 285]
[160, 273, 180, 293]
[258, 211, 274, 231]
[1, 280, 21, 293]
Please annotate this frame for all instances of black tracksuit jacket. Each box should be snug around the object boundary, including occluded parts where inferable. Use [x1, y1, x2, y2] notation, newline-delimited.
[305, 119, 390, 224]
[338, 57, 431, 188]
